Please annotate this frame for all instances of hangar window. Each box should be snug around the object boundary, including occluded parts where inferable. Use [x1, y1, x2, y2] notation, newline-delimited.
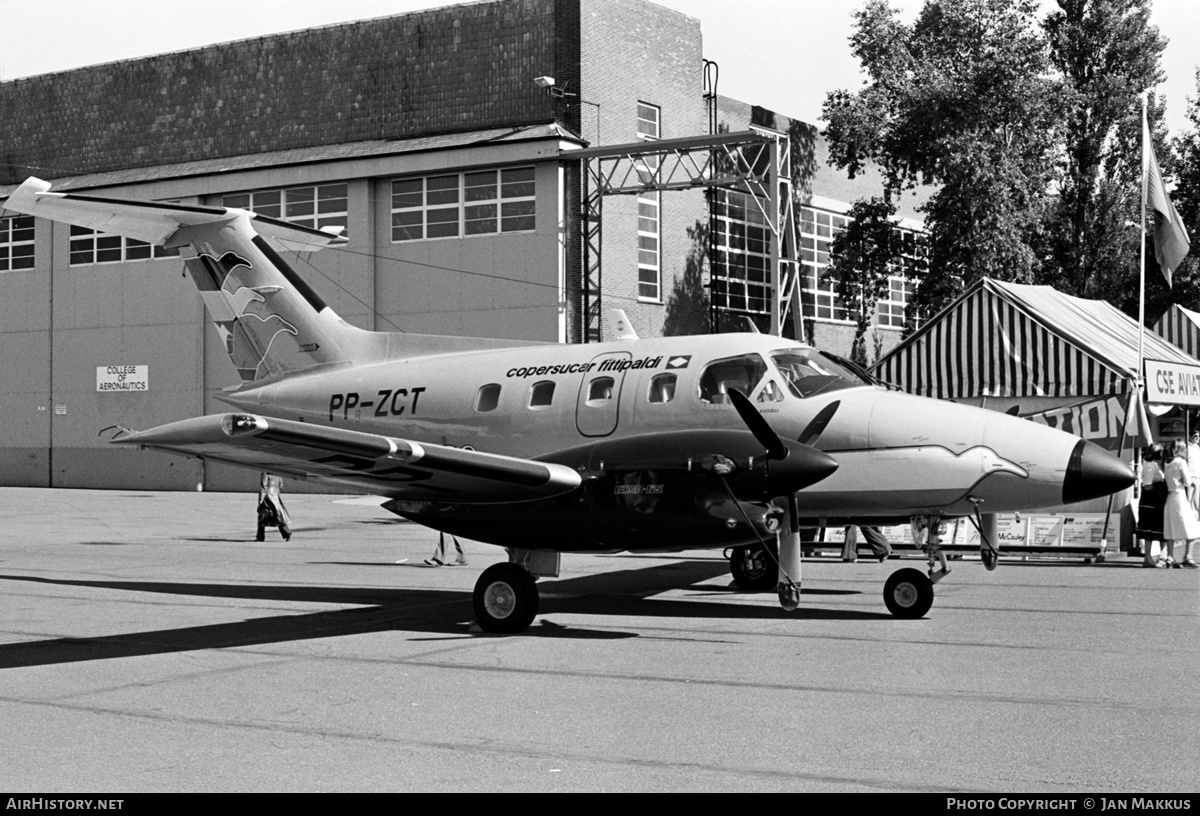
[647, 373, 676, 404]
[222, 184, 349, 237]
[475, 383, 502, 413]
[392, 167, 536, 242]
[529, 381, 555, 409]
[68, 225, 180, 266]
[0, 215, 35, 271]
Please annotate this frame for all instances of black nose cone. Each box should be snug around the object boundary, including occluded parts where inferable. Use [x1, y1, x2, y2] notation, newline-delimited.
[771, 442, 839, 494]
[1063, 440, 1135, 504]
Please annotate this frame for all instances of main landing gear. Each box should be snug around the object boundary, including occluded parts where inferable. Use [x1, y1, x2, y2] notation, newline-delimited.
[473, 562, 539, 634]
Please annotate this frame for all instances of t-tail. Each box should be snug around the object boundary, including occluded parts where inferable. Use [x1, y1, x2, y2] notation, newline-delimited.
[3, 177, 385, 383]
[3, 177, 534, 384]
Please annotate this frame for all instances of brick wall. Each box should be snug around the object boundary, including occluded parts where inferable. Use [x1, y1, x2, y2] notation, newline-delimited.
[0, 0, 561, 183]
[579, 0, 708, 341]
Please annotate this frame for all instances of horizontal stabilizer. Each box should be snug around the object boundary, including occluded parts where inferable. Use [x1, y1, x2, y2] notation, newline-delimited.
[112, 413, 583, 503]
[4, 177, 345, 252]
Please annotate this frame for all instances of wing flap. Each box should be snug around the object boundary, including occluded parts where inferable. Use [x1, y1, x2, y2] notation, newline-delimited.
[111, 414, 582, 503]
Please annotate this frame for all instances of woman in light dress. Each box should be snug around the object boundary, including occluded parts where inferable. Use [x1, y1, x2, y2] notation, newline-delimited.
[1159, 441, 1199, 568]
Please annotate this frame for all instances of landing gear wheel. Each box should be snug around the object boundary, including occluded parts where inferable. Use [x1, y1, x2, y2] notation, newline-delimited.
[981, 545, 999, 571]
[730, 540, 778, 592]
[883, 568, 934, 619]
[473, 563, 539, 633]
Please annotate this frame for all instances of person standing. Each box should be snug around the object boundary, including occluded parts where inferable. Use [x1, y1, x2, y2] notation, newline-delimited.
[1187, 429, 1200, 516]
[1160, 441, 1199, 568]
[256, 472, 292, 542]
[1136, 444, 1167, 567]
[426, 531, 467, 567]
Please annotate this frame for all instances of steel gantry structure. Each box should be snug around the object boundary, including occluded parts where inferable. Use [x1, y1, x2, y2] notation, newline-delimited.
[562, 128, 803, 342]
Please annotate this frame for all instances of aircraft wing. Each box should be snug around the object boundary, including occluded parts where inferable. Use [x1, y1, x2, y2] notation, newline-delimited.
[110, 413, 582, 503]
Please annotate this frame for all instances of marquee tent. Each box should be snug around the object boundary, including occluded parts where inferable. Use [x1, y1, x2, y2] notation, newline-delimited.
[869, 278, 1200, 558]
[1152, 303, 1200, 359]
[873, 278, 1199, 401]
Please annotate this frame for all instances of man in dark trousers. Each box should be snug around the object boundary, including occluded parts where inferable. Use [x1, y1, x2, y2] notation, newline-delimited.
[256, 472, 292, 542]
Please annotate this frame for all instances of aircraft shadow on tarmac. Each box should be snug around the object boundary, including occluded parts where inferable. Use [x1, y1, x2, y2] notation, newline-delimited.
[0, 560, 885, 669]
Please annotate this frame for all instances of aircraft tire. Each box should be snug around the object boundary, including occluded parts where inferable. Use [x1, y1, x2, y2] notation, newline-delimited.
[729, 541, 778, 592]
[473, 563, 539, 633]
[883, 568, 933, 618]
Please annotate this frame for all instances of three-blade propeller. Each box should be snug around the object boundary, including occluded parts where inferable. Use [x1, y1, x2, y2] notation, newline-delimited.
[728, 388, 789, 461]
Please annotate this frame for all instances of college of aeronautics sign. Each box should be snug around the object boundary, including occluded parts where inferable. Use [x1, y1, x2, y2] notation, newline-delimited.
[1144, 359, 1200, 406]
[96, 365, 148, 393]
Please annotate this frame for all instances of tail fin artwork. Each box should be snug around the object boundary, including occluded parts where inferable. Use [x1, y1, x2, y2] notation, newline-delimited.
[5, 177, 385, 382]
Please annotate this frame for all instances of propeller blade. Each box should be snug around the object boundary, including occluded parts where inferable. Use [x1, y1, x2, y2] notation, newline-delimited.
[728, 388, 788, 461]
[797, 400, 840, 446]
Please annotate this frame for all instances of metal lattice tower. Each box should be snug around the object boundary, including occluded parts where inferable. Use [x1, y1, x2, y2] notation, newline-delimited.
[563, 128, 801, 342]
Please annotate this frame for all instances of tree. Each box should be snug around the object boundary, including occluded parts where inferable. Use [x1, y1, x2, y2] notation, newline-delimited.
[662, 221, 711, 337]
[1040, 0, 1166, 300]
[823, 0, 1062, 323]
[824, 197, 901, 364]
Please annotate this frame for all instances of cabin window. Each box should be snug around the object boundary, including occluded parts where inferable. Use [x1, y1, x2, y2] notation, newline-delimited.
[647, 373, 676, 404]
[697, 355, 768, 404]
[587, 376, 615, 403]
[529, 381, 555, 409]
[475, 383, 501, 412]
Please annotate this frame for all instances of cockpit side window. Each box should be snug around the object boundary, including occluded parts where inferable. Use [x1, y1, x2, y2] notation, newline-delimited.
[770, 350, 871, 398]
[697, 354, 768, 404]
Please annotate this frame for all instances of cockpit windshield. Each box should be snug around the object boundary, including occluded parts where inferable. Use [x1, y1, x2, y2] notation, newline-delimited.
[770, 349, 874, 398]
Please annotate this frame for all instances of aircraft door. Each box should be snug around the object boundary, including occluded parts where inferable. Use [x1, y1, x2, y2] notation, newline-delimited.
[576, 351, 632, 437]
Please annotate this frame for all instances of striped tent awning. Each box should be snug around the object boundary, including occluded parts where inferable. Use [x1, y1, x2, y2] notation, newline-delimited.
[872, 278, 1200, 400]
[1152, 304, 1200, 359]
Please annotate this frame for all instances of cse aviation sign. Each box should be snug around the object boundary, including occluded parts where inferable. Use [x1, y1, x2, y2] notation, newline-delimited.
[1145, 359, 1200, 407]
[96, 365, 148, 393]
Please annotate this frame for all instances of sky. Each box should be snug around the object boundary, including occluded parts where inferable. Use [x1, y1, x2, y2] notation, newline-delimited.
[0, 0, 1196, 136]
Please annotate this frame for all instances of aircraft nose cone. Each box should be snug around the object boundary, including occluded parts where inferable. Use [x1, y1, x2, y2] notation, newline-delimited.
[771, 443, 839, 493]
[1062, 439, 1135, 504]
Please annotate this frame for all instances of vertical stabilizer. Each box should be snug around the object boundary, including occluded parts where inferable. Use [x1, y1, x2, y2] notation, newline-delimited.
[4, 177, 380, 383]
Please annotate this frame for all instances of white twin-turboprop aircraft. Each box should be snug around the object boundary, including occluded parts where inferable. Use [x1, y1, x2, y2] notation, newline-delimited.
[3, 177, 1134, 632]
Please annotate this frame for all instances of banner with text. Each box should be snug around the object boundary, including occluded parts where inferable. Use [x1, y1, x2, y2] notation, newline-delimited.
[1144, 359, 1200, 406]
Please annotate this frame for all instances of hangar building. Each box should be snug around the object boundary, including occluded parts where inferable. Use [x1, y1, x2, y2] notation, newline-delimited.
[0, 0, 926, 490]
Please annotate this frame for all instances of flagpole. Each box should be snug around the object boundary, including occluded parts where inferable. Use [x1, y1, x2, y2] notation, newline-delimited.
[1139, 91, 1148, 404]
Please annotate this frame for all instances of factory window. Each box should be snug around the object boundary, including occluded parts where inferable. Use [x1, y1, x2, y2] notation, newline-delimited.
[636, 102, 661, 301]
[799, 207, 851, 323]
[0, 215, 35, 271]
[391, 167, 536, 242]
[637, 103, 660, 140]
[68, 226, 180, 266]
[711, 190, 771, 315]
[222, 184, 349, 236]
[798, 206, 925, 328]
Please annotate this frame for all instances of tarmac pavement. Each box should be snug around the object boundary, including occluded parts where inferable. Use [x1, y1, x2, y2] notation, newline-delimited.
[0, 487, 1197, 793]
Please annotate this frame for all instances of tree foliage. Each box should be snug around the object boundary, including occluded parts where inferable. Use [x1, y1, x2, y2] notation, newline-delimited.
[824, 197, 903, 364]
[823, 0, 1179, 326]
